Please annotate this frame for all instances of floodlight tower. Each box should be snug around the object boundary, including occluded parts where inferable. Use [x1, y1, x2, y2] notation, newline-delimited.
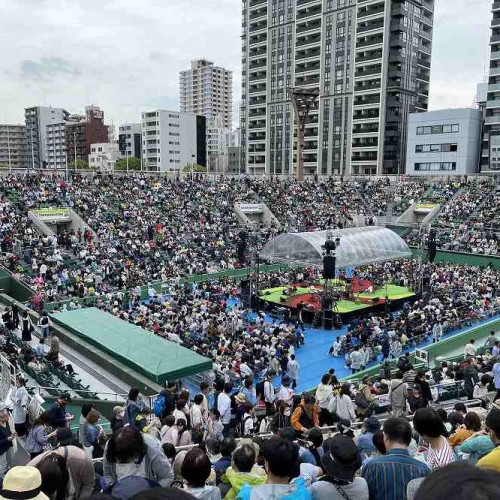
[289, 87, 320, 181]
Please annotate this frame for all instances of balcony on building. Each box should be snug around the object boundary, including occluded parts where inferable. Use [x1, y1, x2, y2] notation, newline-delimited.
[296, 3, 322, 21]
[358, 1, 385, 19]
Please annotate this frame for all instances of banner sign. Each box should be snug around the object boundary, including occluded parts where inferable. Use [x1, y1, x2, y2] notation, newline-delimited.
[33, 208, 71, 220]
[415, 349, 428, 363]
[239, 203, 263, 213]
[414, 204, 438, 211]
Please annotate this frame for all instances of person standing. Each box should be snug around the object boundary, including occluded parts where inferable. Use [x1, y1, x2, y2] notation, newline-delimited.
[464, 339, 477, 360]
[217, 383, 232, 437]
[350, 348, 363, 374]
[362, 417, 430, 500]
[21, 311, 33, 342]
[38, 312, 50, 339]
[484, 331, 498, 353]
[287, 354, 299, 390]
[12, 377, 29, 437]
[433, 321, 443, 343]
[0, 406, 16, 478]
[389, 372, 407, 417]
[493, 356, 500, 402]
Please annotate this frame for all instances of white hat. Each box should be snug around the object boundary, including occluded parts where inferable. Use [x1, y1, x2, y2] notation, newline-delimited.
[0, 466, 49, 499]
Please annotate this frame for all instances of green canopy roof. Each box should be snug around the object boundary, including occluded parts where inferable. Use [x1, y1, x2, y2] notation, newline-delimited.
[52, 308, 212, 383]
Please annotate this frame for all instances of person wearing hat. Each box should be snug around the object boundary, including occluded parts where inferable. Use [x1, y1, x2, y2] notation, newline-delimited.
[477, 402, 500, 471]
[28, 428, 95, 499]
[311, 435, 368, 500]
[0, 466, 48, 500]
[46, 393, 73, 429]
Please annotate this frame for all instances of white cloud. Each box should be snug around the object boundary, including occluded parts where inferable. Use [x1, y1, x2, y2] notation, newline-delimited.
[0, 0, 492, 127]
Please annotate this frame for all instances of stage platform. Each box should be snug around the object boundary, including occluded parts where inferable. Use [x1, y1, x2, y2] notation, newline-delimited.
[51, 308, 212, 384]
[259, 280, 415, 315]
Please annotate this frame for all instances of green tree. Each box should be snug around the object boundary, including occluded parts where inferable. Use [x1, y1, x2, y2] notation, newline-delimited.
[115, 157, 142, 171]
[0, 163, 8, 169]
[69, 160, 89, 170]
[182, 164, 207, 173]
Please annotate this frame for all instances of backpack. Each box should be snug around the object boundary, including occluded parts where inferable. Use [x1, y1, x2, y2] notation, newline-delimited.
[107, 475, 160, 499]
[354, 392, 369, 409]
[153, 395, 166, 418]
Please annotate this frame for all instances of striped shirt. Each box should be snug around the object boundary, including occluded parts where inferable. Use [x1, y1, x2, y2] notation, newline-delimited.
[426, 437, 456, 470]
[362, 448, 430, 500]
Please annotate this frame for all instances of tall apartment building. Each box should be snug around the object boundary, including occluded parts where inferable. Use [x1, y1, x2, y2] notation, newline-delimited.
[66, 107, 109, 165]
[0, 125, 29, 169]
[118, 123, 142, 159]
[46, 121, 71, 169]
[180, 59, 233, 128]
[241, 0, 433, 176]
[25, 106, 70, 168]
[141, 110, 206, 172]
[481, 2, 500, 171]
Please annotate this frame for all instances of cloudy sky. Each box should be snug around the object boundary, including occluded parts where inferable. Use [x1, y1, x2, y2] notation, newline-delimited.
[0, 0, 492, 127]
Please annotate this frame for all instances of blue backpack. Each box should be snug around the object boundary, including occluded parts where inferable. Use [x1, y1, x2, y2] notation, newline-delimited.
[153, 395, 166, 418]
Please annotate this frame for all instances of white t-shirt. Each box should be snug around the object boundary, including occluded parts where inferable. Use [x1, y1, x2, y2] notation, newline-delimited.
[310, 477, 369, 500]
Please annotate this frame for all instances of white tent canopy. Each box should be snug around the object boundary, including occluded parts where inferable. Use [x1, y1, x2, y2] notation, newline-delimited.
[259, 226, 412, 269]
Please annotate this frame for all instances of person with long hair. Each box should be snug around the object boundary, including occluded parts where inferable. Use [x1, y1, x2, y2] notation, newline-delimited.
[331, 383, 356, 426]
[103, 426, 174, 488]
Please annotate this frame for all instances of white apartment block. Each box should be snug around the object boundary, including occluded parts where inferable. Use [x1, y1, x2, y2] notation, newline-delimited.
[180, 59, 233, 128]
[45, 122, 68, 169]
[241, 0, 434, 176]
[25, 106, 69, 168]
[89, 143, 121, 171]
[406, 108, 482, 176]
[206, 115, 240, 172]
[141, 110, 201, 172]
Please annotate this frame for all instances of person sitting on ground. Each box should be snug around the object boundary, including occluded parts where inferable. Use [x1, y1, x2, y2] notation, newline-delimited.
[413, 408, 456, 470]
[222, 444, 267, 499]
[311, 434, 369, 500]
[181, 447, 221, 500]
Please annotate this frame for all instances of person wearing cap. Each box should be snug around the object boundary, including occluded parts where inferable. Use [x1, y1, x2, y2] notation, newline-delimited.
[47, 393, 73, 429]
[362, 417, 430, 500]
[357, 417, 381, 461]
[310, 435, 368, 500]
[28, 427, 95, 499]
[0, 466, 48, 500]
[477, 402, 500, 471]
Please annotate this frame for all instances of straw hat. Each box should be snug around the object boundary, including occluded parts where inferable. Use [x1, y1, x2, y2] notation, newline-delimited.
[0, 466, 49, 499]
[234, 393, 246, 404]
